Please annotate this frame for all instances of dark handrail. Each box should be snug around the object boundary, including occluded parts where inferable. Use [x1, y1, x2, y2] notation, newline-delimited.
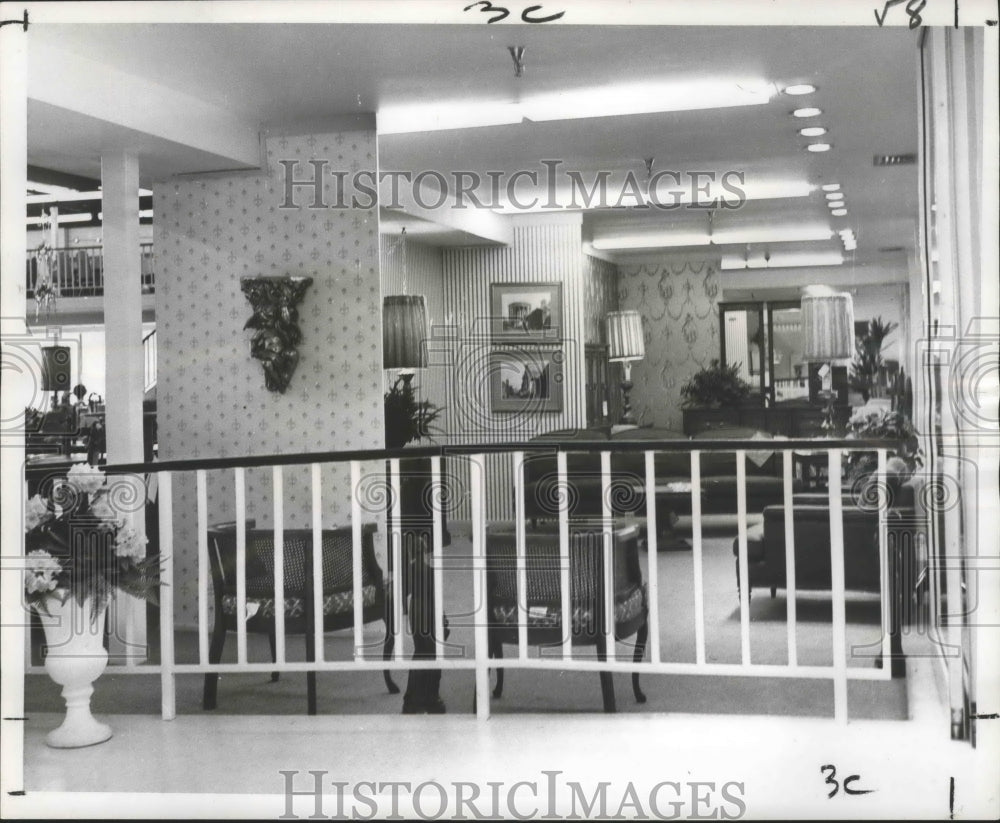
[24, 437, 908, 478]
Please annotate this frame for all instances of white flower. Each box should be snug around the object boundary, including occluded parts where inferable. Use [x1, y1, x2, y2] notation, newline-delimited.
[65, 462, 106, 495]
[24, 494, 53, 532]
[24, 549, 61, 595]
[114, 526, 149, 560]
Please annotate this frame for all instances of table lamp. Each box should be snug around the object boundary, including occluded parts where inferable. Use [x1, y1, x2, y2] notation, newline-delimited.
[606, 310, 645, 426]
[802, 288, 854, 433]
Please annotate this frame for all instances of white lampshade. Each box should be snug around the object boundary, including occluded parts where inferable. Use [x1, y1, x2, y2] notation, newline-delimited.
[607, 310, 645, 362]
[802, 291, 854, 361]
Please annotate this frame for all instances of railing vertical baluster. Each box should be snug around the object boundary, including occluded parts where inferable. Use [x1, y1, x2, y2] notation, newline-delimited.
[431, 455, 445, 660]
[600, 451, 615, 658]
[310, 463, 324, 663]
[389, 458, 404, 662]
[645, 451, 660, 664]
[691, 450, 706, 666]
[736, 450, 751, 665]
[350, 461, 363, 658]
[470, 455, 491, 720]
[196, 470, 209, 666]
[235, 468, 247, 665]
[828, 448, 848, 724]
[783, 452, 798, 668]
[557, 451, 572, 660]
[877, 448, 891, 677]
[157, 472, 176, 720]
[514, 451, 527, 660]
[273, 466, 286, 667]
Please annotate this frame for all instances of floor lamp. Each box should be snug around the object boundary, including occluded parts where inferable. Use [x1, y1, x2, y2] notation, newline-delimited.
[606, 310, 645, 427]
[802, 289, 854, 434]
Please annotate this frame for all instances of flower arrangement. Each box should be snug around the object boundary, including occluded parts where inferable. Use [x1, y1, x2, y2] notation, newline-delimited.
[384, 375, 444, 449]
[24, 463, 160, 618]
[680, 359, 752, 408]
[844, 406, 923, 482]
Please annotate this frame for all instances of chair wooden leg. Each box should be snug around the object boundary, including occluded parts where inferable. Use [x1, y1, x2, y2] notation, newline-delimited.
[596, 633, 616, 713]
[631, 617, 648, 704]
[202, 620, 227, 710]
[268, 628, 280, 683]
[489, 633, 504, 699]
[382, 618, 400, 694]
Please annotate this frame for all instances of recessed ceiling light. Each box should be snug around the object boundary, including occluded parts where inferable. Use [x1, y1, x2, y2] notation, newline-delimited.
[825, 192, 843, 200]
[807, 143, 832, 152]
[799, 126, 827, 137]
[793, 107, 822, 118]
[831, 208, 848, 216]
[828, 200, 845, 208]
[784, 84, 817, 95]
[821, 183, 841, 192]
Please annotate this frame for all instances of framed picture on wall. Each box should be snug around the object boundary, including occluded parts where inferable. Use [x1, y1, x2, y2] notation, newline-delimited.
[490, 345, 564, 413]
[491, 282, 562, 342]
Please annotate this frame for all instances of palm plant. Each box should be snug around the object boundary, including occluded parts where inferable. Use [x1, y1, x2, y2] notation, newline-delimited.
[850, 316, 898, 402]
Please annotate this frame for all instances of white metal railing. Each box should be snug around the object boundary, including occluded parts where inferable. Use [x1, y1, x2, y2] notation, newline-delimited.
[25, 243, 154, 298]
[24, 438, 912, 726]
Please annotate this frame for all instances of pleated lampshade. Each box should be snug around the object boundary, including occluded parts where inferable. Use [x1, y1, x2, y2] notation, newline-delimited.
[606, 310, 645, 361]
[802, 291, 854, 361]
[383, 295, 428, 369]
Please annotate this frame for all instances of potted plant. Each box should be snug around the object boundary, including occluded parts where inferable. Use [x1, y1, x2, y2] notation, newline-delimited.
[844, 406, 923, 493]
[383, 375, 444, 449]
[850, 316, 899, 403]
[680, 359, 752, 408]
[24, 463, 161, 748]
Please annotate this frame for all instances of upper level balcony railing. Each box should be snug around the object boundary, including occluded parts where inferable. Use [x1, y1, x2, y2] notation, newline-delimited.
[26, 244, 154, 298]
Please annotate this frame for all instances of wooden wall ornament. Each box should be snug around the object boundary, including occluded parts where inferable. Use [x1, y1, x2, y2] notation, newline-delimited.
[240, 276, 314, 393]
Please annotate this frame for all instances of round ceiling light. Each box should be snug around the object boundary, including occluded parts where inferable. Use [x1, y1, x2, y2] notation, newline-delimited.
[821, 183, 841, 191]
[784, 84, 817, 95]
[825, 192, 843, 200]
[831, 208, 848, 216]
[828, 200, 846, 208]
[793, 107, 822, 118]
[800, 126, 827, 137]
[806, 143, 832, 152]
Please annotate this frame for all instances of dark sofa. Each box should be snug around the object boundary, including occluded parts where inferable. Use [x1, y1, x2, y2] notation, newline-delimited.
[522, 425, 797, 529]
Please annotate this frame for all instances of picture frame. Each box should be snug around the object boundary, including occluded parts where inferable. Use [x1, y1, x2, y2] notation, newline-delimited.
[490, 345, 564, 413]
[490, 282, 562, 342]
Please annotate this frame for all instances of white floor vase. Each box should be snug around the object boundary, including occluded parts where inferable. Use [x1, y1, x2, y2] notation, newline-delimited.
[35, 593, 113, 748]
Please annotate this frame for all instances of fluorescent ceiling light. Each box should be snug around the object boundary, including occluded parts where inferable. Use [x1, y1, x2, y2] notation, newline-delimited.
[522, 79, 777, 122]
[26, 180, 81, 197]
[831, 208, 848, 217]
[821, 183, 841, 192]
[793, 107, 822, 118]
[806, 143, 832, 152]
[784, 84, 817, 95]
[721, 249, 844, 270]
[378, 102, 522, 134]
[382, 79, 778, 134]
[27, 190, 102, 205]
[710, 224, 834, 245]
[27, 213, 92, 225]
[591, 231, 711, 250]
[799, 126, 827, 137]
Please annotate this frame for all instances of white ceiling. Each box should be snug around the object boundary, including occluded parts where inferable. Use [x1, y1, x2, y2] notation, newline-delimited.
[26, 23, 920, 270]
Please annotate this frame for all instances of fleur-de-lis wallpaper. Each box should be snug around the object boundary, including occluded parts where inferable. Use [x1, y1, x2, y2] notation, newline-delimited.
[617, 260, 721, 431]
[155, 129, 383, 622]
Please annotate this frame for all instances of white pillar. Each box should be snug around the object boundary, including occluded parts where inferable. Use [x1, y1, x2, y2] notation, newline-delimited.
[0, 21, 28, 798]
[101, 152, 147, 662]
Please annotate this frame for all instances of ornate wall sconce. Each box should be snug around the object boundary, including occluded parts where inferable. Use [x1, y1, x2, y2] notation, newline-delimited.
[240, 275, 313, 393]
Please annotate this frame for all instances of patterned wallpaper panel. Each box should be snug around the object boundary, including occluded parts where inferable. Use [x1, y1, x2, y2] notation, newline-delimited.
[582, 254, 619, 345]
[617, 260, 721, 431]
[155, 128, 384, 624]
